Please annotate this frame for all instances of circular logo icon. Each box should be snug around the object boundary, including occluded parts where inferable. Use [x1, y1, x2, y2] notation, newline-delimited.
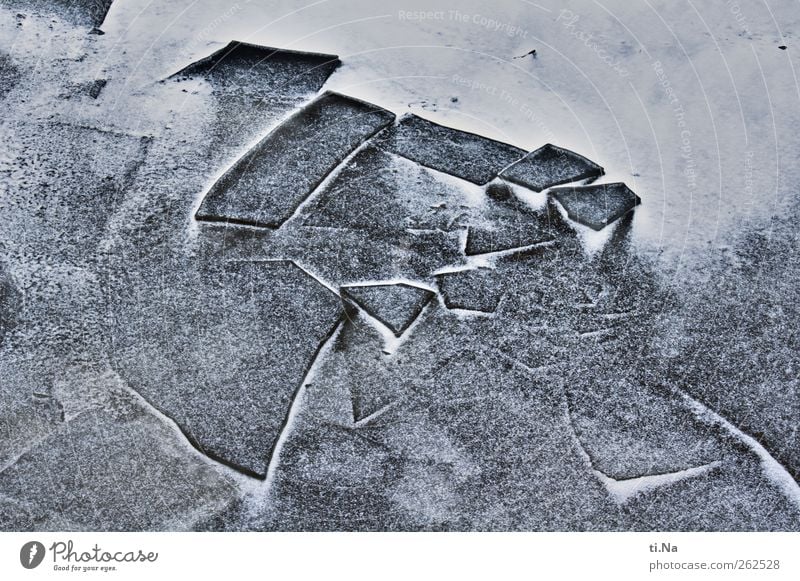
[20, 541, 45, 569]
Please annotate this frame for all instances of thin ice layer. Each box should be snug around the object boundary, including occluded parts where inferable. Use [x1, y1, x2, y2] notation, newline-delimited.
[341, 283, 435, 336]
[375, 114, 526, 185]
[196, 92, 395, 228]
[550, 182, 641, 231]
[500, 143, 604, 192]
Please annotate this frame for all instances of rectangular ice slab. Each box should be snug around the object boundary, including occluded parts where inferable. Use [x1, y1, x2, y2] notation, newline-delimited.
[550, 182, 641, 231]
[171, 41, 340, 99]
[375, 114, 527, 185]
[195, 92, 396, 228]
[500, 143, 604, 192]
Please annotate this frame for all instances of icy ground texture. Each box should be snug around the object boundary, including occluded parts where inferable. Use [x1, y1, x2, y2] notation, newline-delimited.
[0, 0, 799, 531]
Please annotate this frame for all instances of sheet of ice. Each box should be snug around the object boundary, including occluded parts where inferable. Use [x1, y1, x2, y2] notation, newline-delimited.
[96, 0, 799, 267]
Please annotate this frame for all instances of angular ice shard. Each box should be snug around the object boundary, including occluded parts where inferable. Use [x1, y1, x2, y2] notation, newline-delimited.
[341, 283, 435, 336]
[116, 260, 343, 477]
[196, 92, 395, 228]
[550, 182, 640, 231]
[375, 114, 526, 185]
[172, 41, 340, 94]
[500, 143, 604, 192]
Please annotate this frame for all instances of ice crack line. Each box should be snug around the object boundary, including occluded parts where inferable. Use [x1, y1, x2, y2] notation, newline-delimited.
[675, 387, 800, 512]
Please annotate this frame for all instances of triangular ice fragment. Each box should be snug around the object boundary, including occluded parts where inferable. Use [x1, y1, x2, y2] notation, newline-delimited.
[341, 283, 435, 336]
